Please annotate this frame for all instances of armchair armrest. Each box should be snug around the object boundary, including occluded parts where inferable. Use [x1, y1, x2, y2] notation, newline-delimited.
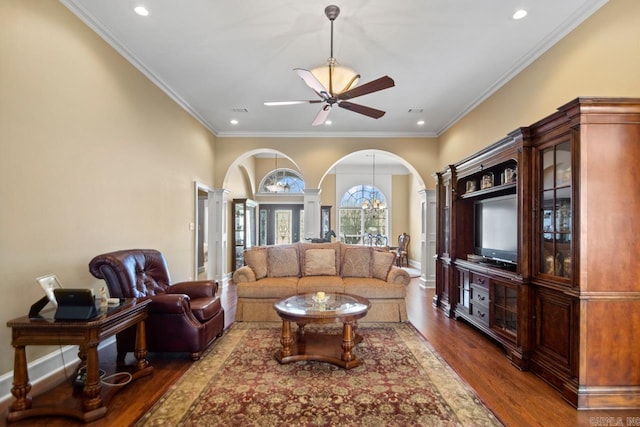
[387, 267, 410, 286]
[148, 293, 192, 314]
[169, 280, 218, 298]
[232, 266, 256, 283]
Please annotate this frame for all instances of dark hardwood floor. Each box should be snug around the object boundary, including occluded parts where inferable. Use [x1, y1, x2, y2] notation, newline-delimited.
[2, 278, 639, 426]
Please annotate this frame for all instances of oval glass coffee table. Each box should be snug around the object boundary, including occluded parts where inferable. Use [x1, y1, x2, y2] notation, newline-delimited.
[273, 292, 371, 369]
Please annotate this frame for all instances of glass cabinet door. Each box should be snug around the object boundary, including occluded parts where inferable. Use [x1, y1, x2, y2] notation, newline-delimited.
[443, 176, 451, 257]
[538, 141, 572, 280]
[492, 282, 517, 337]
[232, 198, 257, 271]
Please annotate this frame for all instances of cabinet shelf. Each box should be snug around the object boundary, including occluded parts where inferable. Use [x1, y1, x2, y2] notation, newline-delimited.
[459, 182, 516, 199]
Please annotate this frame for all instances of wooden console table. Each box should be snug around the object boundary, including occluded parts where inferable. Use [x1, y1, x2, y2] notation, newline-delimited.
[6, 298, 153, 423]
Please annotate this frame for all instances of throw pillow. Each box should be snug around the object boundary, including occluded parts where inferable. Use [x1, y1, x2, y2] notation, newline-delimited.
[299, 242, 341, 276]
[267, 246, 299, 277]
[372, 250, 396, 281]
[342, 247, 371, 278]
[304, 248, 337, 276]
[243, 247, 267, 279]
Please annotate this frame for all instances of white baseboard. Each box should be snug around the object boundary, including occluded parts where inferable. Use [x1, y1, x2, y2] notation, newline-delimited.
[0, 337, 115, 413]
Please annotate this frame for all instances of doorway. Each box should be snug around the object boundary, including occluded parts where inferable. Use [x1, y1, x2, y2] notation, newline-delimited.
[259, 204, 304, 245]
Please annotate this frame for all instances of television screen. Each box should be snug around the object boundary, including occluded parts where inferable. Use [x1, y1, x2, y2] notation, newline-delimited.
[474, 195, 517, 263]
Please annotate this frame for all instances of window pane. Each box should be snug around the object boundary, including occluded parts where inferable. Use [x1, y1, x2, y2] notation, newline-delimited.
[275, 210, 292, 244]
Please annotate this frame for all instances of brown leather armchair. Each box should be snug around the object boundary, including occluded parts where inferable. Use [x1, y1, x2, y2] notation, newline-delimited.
[89, 249, 225, 362]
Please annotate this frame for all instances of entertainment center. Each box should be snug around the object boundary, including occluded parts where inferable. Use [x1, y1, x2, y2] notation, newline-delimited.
[433, 97, 640, 410]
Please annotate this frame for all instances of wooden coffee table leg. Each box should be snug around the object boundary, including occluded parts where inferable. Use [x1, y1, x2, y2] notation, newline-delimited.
[341, 322, 355, 362]
[9, 345, 32, 412]
[280, 320, 294, 357]
[81, 344, 103, 412]
[134, 320, 150, 371]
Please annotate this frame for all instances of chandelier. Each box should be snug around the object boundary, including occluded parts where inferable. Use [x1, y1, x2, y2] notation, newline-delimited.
[361, 153, 385, 213]
[265, 154, 290, 193]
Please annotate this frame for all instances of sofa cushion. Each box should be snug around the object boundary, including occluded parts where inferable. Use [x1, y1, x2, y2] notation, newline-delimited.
[372, 250, 396, 281]
[342, 246, 371, 278]
[244, 247, 268, 279]
[343, 277, 406, 299]
[297, 275, 345, 294]
[304, 248, 337, 276]
[267, 245, 299, 277]
[237, 277, 298, 298]
[299, 242, 341, 276]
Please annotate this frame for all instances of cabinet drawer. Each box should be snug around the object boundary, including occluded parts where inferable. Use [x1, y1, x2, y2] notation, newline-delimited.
[470, 272, 489, 287]
[470, 284, 489, 307]
[471, 303, 490, 326]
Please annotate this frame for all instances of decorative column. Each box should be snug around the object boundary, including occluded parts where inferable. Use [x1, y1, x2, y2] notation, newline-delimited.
[419, 189, 437, 288]
[303, 189, 322, 240]
[209, 189, 230, 286]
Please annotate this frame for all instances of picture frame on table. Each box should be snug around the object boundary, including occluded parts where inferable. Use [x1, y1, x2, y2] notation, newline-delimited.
[36, 274, 63, 306]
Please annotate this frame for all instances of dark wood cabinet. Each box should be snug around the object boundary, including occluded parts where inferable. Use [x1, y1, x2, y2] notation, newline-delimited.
[435, 97, 640, 409]
[527, 98, 640, 409]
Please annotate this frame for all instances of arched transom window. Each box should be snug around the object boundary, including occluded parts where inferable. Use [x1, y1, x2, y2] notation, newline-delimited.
[258, 169, 305, 193]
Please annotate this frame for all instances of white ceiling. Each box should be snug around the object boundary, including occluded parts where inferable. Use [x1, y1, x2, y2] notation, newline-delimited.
[61, 0, 606, 139]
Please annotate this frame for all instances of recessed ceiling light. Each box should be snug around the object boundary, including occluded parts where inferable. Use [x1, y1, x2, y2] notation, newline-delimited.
[417, 120, 425, 126]
[230, 119, 239, 125]
[134, 6, 149, 16]
[325, 120, 332, 125]
[513, 9, 527, 20]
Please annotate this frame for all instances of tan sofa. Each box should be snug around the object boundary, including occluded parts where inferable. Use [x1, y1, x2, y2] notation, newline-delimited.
[232, 241, 411, 322]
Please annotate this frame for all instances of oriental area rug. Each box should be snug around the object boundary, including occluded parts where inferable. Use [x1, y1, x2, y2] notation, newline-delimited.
[136, 322, 502, 426]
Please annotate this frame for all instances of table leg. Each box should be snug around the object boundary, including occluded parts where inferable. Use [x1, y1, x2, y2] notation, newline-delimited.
[81, 344, 103, 412]
[341, 322, 355, 362]
[280, 320, 294, 357]
[134, 319, 150, 371]
[9, 345, 32, 412]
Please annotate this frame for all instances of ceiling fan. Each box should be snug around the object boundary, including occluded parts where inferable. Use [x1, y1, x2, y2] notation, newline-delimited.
[264, 5, 395, 126]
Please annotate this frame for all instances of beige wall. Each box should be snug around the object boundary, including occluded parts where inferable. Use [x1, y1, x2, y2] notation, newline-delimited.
[438, 0, 640, 167]
[391, 175, 410, 241]
[0, 1, 216, 374]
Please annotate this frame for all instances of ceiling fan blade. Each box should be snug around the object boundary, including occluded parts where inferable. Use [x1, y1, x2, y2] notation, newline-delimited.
[294, 68, 329, 99]
[312, 104, 332, 126]
[338, 101, 386, 119]
[337, 76, 395, 101]
[264, 100, 323, 106]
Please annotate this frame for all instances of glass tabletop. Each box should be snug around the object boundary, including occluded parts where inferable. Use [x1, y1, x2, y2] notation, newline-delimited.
[274, 292, 370, 317]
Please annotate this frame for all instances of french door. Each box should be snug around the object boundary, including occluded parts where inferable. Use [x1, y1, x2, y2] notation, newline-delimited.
[258, 204, 304, 245]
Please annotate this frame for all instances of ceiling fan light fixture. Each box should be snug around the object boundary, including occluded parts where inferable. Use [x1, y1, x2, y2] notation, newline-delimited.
[311, 63, 360, 95]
